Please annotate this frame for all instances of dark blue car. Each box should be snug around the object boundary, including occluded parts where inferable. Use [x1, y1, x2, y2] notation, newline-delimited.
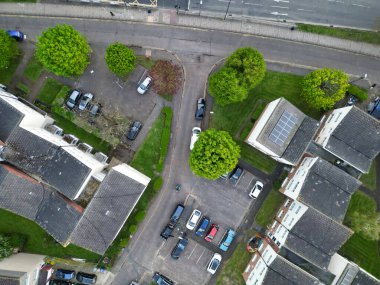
[195, 216, 210, 237]
[7, 30, 25, 41]
[55, 269, 75, 280]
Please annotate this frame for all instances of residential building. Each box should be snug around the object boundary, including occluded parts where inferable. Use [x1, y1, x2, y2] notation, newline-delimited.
[0, 253, 49, 285]
[245, 98, 319, 165]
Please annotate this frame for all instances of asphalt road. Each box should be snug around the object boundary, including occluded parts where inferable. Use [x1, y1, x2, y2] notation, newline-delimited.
[159, 0, 380, 30]
[1, 15, 380, 285]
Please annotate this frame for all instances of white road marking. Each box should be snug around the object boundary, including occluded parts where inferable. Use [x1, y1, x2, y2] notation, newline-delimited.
[196, 248, 206, 264]
[297, 8, 313, 11]
[273, 0, 289, 2]
[270, 11, 288, 15]
[187, 243, 198, 259]
[244, 2, 264, 5]
[271, 5, 289, 8]
[218, 0, 235, 2]
[352, 3, 370, 8]
[328, 0, 344, 3]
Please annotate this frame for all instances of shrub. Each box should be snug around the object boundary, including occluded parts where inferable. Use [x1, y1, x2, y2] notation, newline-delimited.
[134, 211, 146, 223]
[128, 225, 137, 234]
[0, 30, 19, 71]
[348, 84, 368, 101]
[105, 42, 136, 76]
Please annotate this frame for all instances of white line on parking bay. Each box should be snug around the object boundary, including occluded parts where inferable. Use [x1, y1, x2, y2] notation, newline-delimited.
[218, 0, 236, 2]
[352, 3, 370, 8]
[196, 248, 206, 264]
[271, 5, 288, 8]
[297, 8, 313, 11]
[328, 0, 344, 3]
[244, 2, 264, 5]
[187, 243, 198, 259]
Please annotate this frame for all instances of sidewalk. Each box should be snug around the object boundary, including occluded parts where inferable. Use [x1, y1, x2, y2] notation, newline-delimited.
[0, 3, 380, 58]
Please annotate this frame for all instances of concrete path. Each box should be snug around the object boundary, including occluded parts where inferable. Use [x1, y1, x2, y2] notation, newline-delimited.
[0, 3, 379, 58]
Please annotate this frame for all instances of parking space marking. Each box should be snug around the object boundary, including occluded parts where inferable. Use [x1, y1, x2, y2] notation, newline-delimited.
[187, 243, 198, 259]
[196, 248, 206, 264]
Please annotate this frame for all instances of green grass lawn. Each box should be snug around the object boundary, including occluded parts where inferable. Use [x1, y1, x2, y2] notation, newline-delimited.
[211, 70, 320, 174]
[0, 54, 22, 85]
[297, 23, 380, 46]
[216, 230, 256, 285]
[0, 209, 100, 262]
[38, 78, 63, 105]
[360, 161, 377, 191]
[136, 56, 156, 69]
[255, 189, 285, 227]
[24, 55, 45, 82]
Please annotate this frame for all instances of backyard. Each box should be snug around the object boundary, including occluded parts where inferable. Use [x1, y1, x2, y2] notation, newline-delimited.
[211, 70, 322, 174]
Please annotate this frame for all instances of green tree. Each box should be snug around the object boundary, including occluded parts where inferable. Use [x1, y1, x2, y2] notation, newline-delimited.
[0, 234, 13, 260]
[36, 24, 91, 77]
[105, 42, 136, 76]
[225, 47, 266, 89]
[301, 68, 349, 110]
[208, 67, 248, 106]
[0, 30, 19, 70]
[189, 129, 240, 180]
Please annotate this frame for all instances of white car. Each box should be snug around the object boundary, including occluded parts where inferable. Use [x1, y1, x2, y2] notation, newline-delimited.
[190, 127, 201, 150]
[137, 76, 152, 94]
[186, 209, 202, 230]
[207, 253, 222, 274]
[249, 181, 264, 199]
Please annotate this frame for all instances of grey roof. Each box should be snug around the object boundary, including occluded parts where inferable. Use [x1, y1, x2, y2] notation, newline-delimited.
[0, 270, 26, 285]
[290, 207, 352, 255]
[267, 255, 322, 284]
[70, 168, 148, 254]
[284, 233, 332, 270]
[325, 107, 380, 173]
[256, 98, 305, 158]
[352, 270, 380, 285]
[3, 127, 92, 200]
[0, 97, 24, 142]
[281, 116, 320, 164]
[35, 192, 82, 244]
[298, 158, 361, 222]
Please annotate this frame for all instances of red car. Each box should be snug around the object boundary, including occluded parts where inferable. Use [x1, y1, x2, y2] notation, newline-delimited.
[204, 224, 219, 242]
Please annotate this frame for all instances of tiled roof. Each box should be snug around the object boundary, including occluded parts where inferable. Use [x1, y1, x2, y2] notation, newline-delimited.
[281, 116, 319, 165]
[70, 166, 149, 254]
[352, 270, 380, 285]
[3, 127, 92, 200]
[0, 97, 24, 142]
[298, 158, 361, 222]
[326, 107, 380, 173]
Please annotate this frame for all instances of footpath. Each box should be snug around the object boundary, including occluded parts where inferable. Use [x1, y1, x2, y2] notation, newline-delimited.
[0, 2, 380, 58]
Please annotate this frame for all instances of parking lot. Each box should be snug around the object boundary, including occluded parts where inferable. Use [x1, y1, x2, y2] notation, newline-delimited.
[151, 170, 264, 285]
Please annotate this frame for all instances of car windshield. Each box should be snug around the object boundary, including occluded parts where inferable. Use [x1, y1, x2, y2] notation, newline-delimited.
[68, 98, 75, 104]
[211, 259, 220, 270]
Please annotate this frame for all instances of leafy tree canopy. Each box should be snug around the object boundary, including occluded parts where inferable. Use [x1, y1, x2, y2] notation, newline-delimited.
[225, 47, 266, 89]
[36, 24, 91, 77]
[0, 234, 13, 260]
[189, 129, 240, 180]
[0, 30, 19, 70]
[301, 67, 349, 110]
[208, 67, 248, 106]
[105, 42, 136, 76]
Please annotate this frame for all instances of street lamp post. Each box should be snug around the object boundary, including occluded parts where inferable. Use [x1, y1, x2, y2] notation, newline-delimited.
[224, 0, 232, 20]
[199, 0, 202, 16]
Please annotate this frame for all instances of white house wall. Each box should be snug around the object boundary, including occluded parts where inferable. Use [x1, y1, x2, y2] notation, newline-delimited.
[245, 257, 269, 285]
[315, 107, 351, 147]
[280, 200, 309, 231]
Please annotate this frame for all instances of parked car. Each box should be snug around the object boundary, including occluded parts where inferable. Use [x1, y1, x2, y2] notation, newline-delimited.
[230, 166, 243, 184]
[369, 97, 380, 119]
[78, 93, 94, 110]
[7, 30, 25, 41]
[89, 103, 101, 117]
[75, 272, 97, 284]
[160, 223, 175, 240]
[249, 181, 264, 199]
[137, 76, 152, 94]
[346, 95, 357, 106]
[195, 98, 206, 120]
[207, 253, 222, 274]
[204, 223, 219, 242]
[152, 272, 174, 285]
[190, 127, 201, 150]
[220, 171, 229, 180]
[127, 121, 143, 140]
[219, 229, 236, 251]
[195, 216, 210, 237]
[186, 209, 202, 230]
[49, 280, 74, 285]
[160, 204, 185, 239]
[0, 83, 7, 91]
[171, 235, 189, 259]
[66, 89, 82, 109]
[55, 269, 75, 280]
[129, 281, 139, 285]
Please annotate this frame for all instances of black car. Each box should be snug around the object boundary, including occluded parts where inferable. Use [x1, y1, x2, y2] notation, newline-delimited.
[171, 236, 189, 259]
[76, 272, 97, 284]
[49, 280, 74, 285]
[152, 272, 174, 285]
[230, 166, 243, 184]
[160, 224, 174, 240]
[127, 121, 143, 140]
[55, 269, 75, 280]
[195, 98, 206, 120]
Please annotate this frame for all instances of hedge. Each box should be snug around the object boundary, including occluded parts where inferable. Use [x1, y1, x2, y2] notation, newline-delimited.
[348, 84, 368, 101]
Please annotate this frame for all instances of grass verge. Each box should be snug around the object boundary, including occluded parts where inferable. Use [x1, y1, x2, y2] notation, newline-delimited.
[255, 189, 285, 227]
[297, 23, 380, 46]
[360, 161, 377, 191]
[100, 107, 173, 268]
[211, 70, 320, 174]
[136, 56, 156, 69]
[216, 230, 256, 285]
[0, 209, 100, 262]
[37, 78, 63, 105]
[24, 55, 45, 82]
[0, 54, 22, 84]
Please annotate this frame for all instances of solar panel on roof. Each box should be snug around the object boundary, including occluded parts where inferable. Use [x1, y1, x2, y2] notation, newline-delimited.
[269, 110, 297, 146]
